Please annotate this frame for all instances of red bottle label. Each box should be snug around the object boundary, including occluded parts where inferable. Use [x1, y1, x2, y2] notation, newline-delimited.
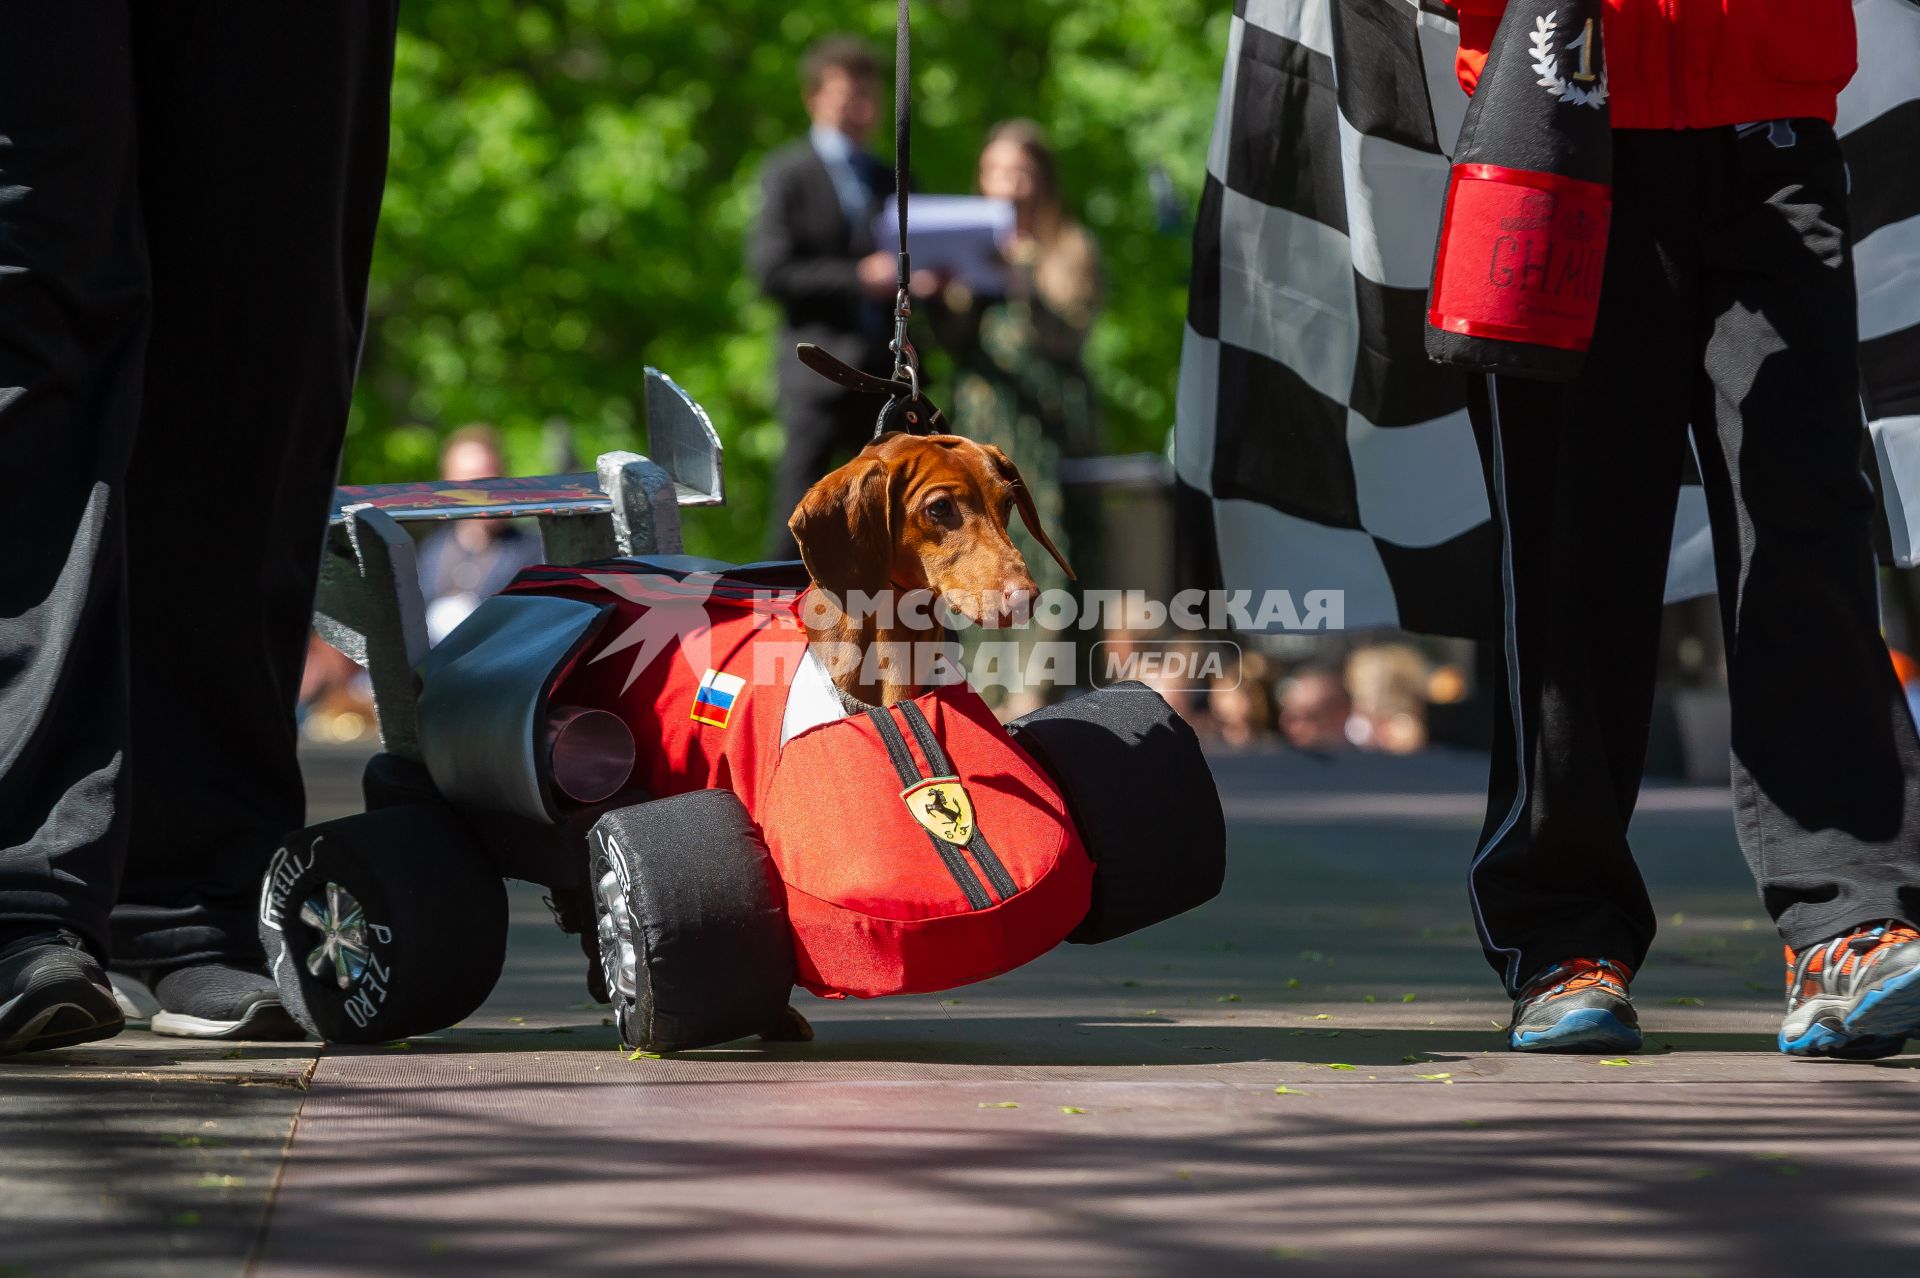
[1428, 164, 1612, 353]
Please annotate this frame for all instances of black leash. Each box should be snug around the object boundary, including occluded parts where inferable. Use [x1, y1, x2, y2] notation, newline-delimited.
[891, 0, 913, 385]
[795, 0, 946, 438]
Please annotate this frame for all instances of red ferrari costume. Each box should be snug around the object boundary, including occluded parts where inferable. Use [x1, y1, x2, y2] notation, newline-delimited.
[503, 561, 1094, 1000]
[1452, 0, 1857, 129]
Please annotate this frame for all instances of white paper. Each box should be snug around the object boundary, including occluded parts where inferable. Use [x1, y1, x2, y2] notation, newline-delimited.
[873, 196, 1017, 296]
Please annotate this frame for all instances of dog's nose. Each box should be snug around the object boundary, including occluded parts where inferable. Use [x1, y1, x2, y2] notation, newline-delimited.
[999, 579, 1036, 621]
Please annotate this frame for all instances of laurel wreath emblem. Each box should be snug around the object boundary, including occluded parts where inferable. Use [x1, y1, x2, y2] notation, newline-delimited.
[1531, 11, 1609, 109]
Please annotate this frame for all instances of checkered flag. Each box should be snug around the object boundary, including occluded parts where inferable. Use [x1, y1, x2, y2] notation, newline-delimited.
[1177, 0, 1920, 637]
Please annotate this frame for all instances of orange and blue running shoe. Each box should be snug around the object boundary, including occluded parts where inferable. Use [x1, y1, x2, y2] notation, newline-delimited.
[1778, 922, 1920, 1059]
[1508, 957, 1642, 1053]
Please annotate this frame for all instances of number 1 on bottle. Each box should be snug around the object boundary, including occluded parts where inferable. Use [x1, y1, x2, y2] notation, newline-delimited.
[1568, 19, 1597, 84]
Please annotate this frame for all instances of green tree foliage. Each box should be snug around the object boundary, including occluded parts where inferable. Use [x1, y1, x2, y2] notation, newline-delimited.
[354, 0, 1230, 559]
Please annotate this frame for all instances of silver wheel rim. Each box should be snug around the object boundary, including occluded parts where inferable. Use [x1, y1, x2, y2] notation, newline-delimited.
[300, 881, 370, 990]
[593, 838, 640, 1040]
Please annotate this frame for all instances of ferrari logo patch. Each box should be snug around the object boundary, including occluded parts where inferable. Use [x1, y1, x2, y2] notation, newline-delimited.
[902, 776, 975, 845]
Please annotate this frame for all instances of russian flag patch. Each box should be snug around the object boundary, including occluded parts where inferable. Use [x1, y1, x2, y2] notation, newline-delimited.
[690, 668, 747, 729]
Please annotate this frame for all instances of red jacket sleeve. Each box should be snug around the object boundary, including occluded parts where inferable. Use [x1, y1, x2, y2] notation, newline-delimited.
[1453, 0, 1507, 96]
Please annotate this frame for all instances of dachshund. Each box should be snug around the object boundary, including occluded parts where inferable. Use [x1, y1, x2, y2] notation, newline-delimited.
[747, 432, 1073, 1044]
[786, 431, 1075, 712]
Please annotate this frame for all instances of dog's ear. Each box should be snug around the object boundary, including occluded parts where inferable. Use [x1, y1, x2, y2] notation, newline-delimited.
[788, 455, 895, 603]
[981, 445, 1076, 581]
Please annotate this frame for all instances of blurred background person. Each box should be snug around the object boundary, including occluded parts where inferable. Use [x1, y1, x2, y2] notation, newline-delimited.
[1278, 667, 1353, 755]
[751, 36, 897, 558]
[1209, 650, 1277, 749]
[1345, 644, 1431, 756]
[937, 120, 1104, 713]
[416, 424, 542, 644]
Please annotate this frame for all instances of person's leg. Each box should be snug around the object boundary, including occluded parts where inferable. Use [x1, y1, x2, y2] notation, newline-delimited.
[0, 6, 143, 1054]
[109, 5, 398, 983]
[0, 6, 144, 955]
[1468, 130, 1702, 999]
[767, 393, 875, 559]
[1693, 119, 1920, 961]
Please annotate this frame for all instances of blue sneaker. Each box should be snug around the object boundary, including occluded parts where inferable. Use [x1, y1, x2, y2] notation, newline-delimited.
[1508, 958, 1643, 1053]
[1778, 922, 1920, 1060]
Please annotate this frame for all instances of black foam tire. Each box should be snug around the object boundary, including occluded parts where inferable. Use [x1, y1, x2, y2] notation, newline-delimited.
[590, 789, 795, 1052]
[259, 805, 509, 1043]
[1008, 681, 1226, 944]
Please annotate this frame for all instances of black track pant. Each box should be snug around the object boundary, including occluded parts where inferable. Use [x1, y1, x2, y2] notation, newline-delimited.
[0, 7, 397, 967]
[767, 392, 881, 559]
[1469, 122, 1920, 994]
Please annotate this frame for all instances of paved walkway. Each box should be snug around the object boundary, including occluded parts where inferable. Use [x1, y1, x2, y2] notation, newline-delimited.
[5, 744, 1918, 1275]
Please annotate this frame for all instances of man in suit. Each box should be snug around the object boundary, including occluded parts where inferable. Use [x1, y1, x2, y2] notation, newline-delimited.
[751, 36, 899, 558]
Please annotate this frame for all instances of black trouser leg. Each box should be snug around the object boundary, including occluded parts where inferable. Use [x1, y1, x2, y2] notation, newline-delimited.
[0, 9, 145, 957]
[1468, 131, 1699, 992]
[766, 393, 877, 559]
[1691, 120, 1920, 949]
[108, 5, 398, 969]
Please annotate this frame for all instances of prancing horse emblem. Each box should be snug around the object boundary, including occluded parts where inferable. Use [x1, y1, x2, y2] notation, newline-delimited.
[902, 776, 975, 845]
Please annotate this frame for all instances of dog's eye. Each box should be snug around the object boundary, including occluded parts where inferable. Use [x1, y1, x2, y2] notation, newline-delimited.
[926, 496, 954, 522]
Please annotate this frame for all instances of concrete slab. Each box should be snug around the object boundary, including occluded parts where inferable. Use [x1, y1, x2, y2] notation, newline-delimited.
[0, 1057, 310, 1277]
[255, 1065, 1920, 1276]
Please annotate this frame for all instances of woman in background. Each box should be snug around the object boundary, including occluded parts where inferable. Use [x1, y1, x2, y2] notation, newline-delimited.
[938, 120, 1103, 715]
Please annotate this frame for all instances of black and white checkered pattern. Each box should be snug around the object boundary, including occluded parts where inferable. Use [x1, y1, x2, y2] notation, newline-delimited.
[1177, 0, 1920, 637]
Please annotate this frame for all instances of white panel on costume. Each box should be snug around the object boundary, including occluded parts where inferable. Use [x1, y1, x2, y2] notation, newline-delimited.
[1175, 327, 1221, 491]
[1347, 407, 1489, 547]
[1207, 17, 1246, 183]
[779, 649, 848, 745]
[1855, 213, 1920, 344]
[1217, 187, 1359, 405]
[1664, 485, 1718, 605]
[1242, 0, 1334, 57]
[1872, 415, 1920, 568]
[1214, 498, 1399, 630]
[1338, 115, 1451, 288]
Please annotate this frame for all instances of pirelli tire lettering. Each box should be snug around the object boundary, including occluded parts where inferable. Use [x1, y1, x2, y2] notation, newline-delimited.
[258, 806, 509, 1044]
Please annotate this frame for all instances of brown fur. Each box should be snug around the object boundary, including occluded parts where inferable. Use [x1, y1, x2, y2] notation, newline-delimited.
[787, 432, 1073, 708]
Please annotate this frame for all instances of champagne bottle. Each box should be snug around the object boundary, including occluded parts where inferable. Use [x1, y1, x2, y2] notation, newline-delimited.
[1426, 0, 1612, 382]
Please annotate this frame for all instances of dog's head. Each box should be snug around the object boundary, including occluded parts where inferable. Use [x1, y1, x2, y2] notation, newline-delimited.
[788, 432, 1074, 627]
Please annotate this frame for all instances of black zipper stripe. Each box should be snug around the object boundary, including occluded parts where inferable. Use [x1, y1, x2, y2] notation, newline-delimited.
[867, 705, 923, 785]
[895, 702, 1020, 902]
[864, 707, 991, 911]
